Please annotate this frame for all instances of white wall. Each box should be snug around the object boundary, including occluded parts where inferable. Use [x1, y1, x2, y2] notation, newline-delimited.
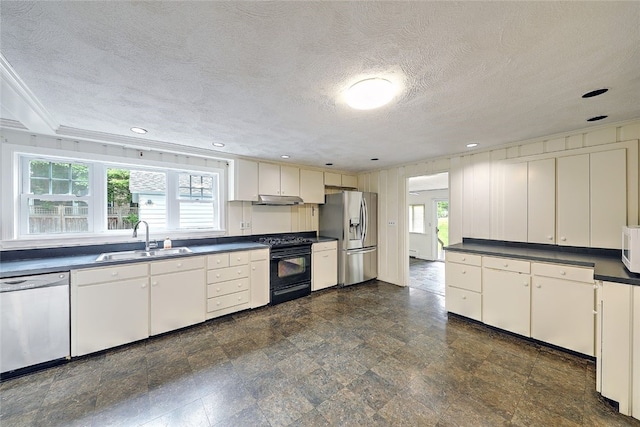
[359, 119, 640, 287]
[408, 189, 448, 260]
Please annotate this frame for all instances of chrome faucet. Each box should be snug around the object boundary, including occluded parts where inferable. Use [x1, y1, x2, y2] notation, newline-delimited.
[132, 220, 154, 251]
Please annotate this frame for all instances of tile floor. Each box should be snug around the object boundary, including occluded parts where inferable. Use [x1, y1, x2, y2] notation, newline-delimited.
[2, 272, 639, 426]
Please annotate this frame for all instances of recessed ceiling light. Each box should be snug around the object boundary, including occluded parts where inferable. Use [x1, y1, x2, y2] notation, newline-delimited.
[281, 155, 290, 159]
[212, 142, 225, 147]
[587, 115, 608, 122]
[466, 143, 479, 148]
[130, 127, 147, 134]
[371, 158, 379, 161]
[346, 78, 395, 110]
[325, 163, 333, 166]
[582, 88, 608, 98]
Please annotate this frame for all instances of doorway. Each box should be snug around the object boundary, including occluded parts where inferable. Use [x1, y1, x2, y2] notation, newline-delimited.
[433, 198, 449, 261]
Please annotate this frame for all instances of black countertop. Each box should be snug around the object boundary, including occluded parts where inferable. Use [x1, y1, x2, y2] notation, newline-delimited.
[0, 232, 339, 279]
[445, 239, 640, 286]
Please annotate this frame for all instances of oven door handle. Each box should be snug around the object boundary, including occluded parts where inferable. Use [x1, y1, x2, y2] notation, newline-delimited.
[273, 283, 309, 295]
[271, 251, 311, 260]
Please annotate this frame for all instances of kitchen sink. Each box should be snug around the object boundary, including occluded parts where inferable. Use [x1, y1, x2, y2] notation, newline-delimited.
[96, 247, 192, 262]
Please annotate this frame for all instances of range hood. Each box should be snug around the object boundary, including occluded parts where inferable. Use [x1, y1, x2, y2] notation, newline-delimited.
[252, 195, 304, 206]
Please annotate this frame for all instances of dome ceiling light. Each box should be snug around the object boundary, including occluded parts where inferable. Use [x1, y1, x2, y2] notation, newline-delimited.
[345, 78, 395, 110]
[130, 127, 147, 134]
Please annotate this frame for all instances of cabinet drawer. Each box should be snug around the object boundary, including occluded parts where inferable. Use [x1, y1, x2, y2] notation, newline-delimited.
[446, 286, 482, 321]
[207, 290, 250, 312]
[483, 256, 530, 274]
[250, 249, 269, 261]
[150, 256, 204, 275]
[73, 263, 148, 286]
[229, 251, 249, 266]
[207, 253, 229, 269]
[207, 278, 250, 298]
[207, 265, 250, 283]
[532, 262, 593, 283]
[445, 262, 481, 292]
[446, 251, 481, 266]
[313, 241, 337, 252]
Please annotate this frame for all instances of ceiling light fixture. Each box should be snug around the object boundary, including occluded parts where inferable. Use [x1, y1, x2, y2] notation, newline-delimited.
[582, 88, 608, 98]
[587, 115, 608, 122]
[346, 78, 395, 110]
[130, 127, 147, 134]
[371, 158, 379, 161]
[212, 142, 225, 147]
[281, 155, 290, 159]
[325, 163, 333, 166]
[466, 143, 479, 148]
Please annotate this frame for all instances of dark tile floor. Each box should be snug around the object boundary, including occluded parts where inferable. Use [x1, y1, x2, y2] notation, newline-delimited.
[409, 257, 445, 296]
[2, 279, 639, 426]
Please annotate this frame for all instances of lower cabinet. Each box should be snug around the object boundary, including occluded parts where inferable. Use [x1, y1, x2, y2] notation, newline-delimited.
[149, 257, 205, 336]
[71, 264, 149, 357]
[250, 249, 270, 308]
[597, 281, 634, 417]
[445, 252, 482, 321]
[206, 250, 252, 319]
[482, 257, 531, 337]
[530, 262, 595, 356]
[312, 241, 338, 291]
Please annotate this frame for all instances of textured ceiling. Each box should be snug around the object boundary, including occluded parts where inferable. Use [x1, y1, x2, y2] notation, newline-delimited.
[1, 1, 639, 172]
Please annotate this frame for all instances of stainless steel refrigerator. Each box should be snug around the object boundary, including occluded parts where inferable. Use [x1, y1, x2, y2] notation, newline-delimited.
[319, 191, 377, 286]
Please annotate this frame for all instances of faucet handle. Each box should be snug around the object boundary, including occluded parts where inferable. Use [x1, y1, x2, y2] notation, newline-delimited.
[149, 239, 158, 250]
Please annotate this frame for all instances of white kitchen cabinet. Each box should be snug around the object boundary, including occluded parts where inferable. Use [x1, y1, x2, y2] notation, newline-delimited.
[71, 264, 149, 356]
[258, 163, 300, 196]
[324, 172, 357, 189]
[634, 287, 640, 420]
[250, 249, 270, 308]
[531, 262, 595, 356]
[462, 153, 491, 239]
[590, 149, 626, 249]
[557, 154, 590, 247]
[300, 169, 325, 204]
[149, 256, 205, 335]
[445, 252, 482, 321]
[482, 257, 531, 337]
[500, 162, 528, 242]
[312, 241, 337, 291]
[229, 158, 259, 201]
[528, 158, 555, 244]
[206, 251, 251, 318]
[597, 281, 633, 416]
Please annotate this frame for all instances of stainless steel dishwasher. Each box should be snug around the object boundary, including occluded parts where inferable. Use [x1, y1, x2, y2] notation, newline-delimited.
[1, 272, 70, 378]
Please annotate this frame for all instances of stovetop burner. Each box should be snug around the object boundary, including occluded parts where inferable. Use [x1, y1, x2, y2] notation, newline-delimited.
[258, 236, 314, 247]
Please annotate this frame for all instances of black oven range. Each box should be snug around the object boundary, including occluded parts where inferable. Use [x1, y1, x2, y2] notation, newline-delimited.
[258, 236, 313, 305]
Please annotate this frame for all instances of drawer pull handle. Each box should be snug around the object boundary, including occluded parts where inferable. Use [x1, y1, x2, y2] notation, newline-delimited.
[593, 284, 598, 289]
[237, 270, 242, 275]
[592, 310, 598, 315]
[238, 283, 242, 287]
[536, 284, 541, 288]
[217, 301, 221, 306]
[111, 272, 118, 276]
[217, 259, 221, 264]
[547, 236, 553, 240]
[323, 254, 329, 258]
[503, 263, 508, 268]
[462, 257, 466, 261]
[177, 263, 182, 268]
[152, 281, 158, 286]
[561, 237, 567, 241]
[217, 288, 220, 292]
[524, 283, 529, 287]
[462, 295, 467, 300]
[216, 274, 221, 278]
[462, 270, 466, 274]
[560, 271, 566, 276]
[142, 283, 147, 288]
[252, 267, 256, 271]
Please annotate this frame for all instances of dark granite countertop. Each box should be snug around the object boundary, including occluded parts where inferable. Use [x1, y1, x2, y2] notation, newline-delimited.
[445, 239, 640, 286]
[0, 242, 269, 278]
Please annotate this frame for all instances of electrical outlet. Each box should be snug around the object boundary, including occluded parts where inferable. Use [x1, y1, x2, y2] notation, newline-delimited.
[388, 220, 397, 226]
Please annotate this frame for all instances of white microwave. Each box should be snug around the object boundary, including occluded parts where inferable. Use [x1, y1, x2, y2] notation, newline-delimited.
[622, 226, 640, 274]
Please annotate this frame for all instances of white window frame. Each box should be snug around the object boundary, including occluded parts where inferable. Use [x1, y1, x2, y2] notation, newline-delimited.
[409, 204, 425, 234]
[172, 172, 220, 230]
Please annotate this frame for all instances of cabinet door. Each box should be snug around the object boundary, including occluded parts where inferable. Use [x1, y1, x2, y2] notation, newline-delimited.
[528, 158, 555, 244]
[501, 162, 528, 242]
[258, 163, 281, 195]
[324, 172, 341, 186]
[75, 278, 149, 356]
[150, 269, 205, 335]
[300, 169, 325, 204]
[634, 287, 640, 420]
[599, 282, 632, 415]
[312, 249, 337, 291]
[591, 149, 626, 249]
[341, 175, 358, 189]
[482, 268, 531, 337]
[280, 165, 300, 196]
[531, 276, 595, 356]
[557, 154, 589, 246]
[445, 286, 482, 321]
[250, 259, 269, 308]
[229, 159, 258, 201]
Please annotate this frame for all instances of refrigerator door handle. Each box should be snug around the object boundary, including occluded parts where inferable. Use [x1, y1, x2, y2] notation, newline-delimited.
[361, 197, 367, 246]
[346, 247, 377, 255]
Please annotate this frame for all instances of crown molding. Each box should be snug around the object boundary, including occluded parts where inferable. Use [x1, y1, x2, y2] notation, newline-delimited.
[0, 53, 59, 134]
[0, 118, 28, 130]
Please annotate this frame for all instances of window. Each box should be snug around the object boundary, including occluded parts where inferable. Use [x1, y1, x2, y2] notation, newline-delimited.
[19, 155, 223, 237]
[21, 158, 92, 234]
[409, 204, 425, 233]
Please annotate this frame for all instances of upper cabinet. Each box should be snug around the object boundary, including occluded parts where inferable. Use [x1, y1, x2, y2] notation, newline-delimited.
[590, 149, 627, 248]
[528, 158, 556, 244]
[229, 159, 258, 202]
[557, 154, 590, 247]
[300, 169, 325, 204]
[324, 172, 358, 189]
[258, 163, 300, 196]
